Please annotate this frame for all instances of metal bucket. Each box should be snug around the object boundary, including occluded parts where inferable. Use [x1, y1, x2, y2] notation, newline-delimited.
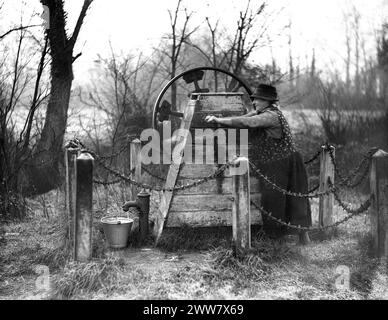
[101, 217, 134, 249]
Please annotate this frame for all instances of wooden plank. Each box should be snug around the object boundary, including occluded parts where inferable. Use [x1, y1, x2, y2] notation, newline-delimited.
[179, 164, 232, 178]
[196, 93, 246, 112]
[231, 157, 251, 256]
[370, 149, 388, 258]
[182, 142, 248, 164]
[174, 176, 260, 195]
[170, 193, 261, 212]
[166, 208, 262, 228]
[142, 141, 251, 169]
[192, 111, 244, 128]
[153, 99, 197, 244]
[191, 93, 246, 128]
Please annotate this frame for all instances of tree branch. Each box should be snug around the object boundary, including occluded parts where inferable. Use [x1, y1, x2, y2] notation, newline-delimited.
[72, 52, 82, 63]
[0, 24, 40, 40]
[69, 0, 93, 48]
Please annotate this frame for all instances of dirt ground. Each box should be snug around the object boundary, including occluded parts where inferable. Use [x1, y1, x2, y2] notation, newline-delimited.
[1, 198, 388, 300]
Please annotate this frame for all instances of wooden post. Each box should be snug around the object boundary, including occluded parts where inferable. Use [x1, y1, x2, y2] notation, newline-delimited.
[130, 139, 142, 201]
[231, 157, 251, 257]
[74, 152, 94, 262]
[319, 145, 335, 229]
[370, 149, 388, 258]
[65, 147, 79, 248]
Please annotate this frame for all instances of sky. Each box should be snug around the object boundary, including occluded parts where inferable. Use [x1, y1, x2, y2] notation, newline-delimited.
[1, 0, 387, 84]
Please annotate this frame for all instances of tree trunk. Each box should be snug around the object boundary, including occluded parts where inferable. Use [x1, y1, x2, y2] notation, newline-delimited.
[20, 0, 92, 196]
[22, 74, 73, 196]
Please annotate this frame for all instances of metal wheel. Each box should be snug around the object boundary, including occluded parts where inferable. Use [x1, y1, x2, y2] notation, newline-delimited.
[152, 67, 252, 130]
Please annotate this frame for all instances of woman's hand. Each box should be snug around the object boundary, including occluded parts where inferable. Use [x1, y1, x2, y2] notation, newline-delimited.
[205, 115, 219, 123]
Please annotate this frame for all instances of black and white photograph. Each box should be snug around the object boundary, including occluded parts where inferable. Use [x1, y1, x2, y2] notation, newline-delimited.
[0, 0, 387, 304]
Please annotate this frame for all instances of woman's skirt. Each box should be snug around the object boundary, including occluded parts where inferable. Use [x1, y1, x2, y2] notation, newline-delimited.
[253, 151, 312, 235]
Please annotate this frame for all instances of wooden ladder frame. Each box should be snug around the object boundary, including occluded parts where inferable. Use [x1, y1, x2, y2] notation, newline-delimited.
[153, 98, 197, 244]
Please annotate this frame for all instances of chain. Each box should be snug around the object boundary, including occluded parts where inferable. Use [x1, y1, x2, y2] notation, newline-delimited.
[93, 178, 123, 186]
[251, 199, 371, 232]
[93, 168, 136, 186]
[65, 138, 129, 161]
[95, 158, 231, 192]
[328, 179, 373, 215]
[66, 138, 232, 192]
[141, 164, 229, 181]
[304, 148, 323, 165]
[249, 161, 334, 198]
[328, 147, 377, 188]
[308, 185, 320, 193]
[342, 160, 372, 189]
[334, 191, 372, 215]
[97, 143, 130, 161]
[141, 165, 166, 182]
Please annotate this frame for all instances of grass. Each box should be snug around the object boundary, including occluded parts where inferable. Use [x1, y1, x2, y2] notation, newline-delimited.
[1, 183, 387, 300]
[52, 255, 126, 299]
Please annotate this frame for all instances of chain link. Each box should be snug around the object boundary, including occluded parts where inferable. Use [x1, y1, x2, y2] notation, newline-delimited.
[67, 139, 376, 216]
[251, 199, 371, 232]
[93, 178, 123, 186]
[141, 164, 230, 181]
[328, 179, 373, 215]
[97, 143, 130, 161]
[65, 138, 129, 161]
[96, 158, 231, 192]
[308, 185, 320, 193]
[67, 138, 232, 192]
[141, 165, 166, 182]
[93, 168, 136, 186]
[328, 147, 377, 189]
[304, 148, 323, 165]
[249, 161, 334, 198]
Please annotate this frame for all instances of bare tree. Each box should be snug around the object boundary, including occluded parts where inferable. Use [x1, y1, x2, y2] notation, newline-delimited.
[352, 6, 361, 93]
[21, 0, 93, 196]
[0, 13, 49, 218]
[78, 47, 163, 151]
[310, 48, 316, 79]
[0, 24, 41, 40]
[288, 20, 294, 89]
[344, 11, 352, 92]
[226, 1, 266, 77]
[377, 23, 388, 103]
[160, 0, 199, 109]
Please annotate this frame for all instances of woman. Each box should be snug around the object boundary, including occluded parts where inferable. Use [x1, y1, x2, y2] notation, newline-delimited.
[205, 84, 311, 244]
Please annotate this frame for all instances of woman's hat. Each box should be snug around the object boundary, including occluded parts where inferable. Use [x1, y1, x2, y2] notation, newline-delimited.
[251, 84, 278, 101]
